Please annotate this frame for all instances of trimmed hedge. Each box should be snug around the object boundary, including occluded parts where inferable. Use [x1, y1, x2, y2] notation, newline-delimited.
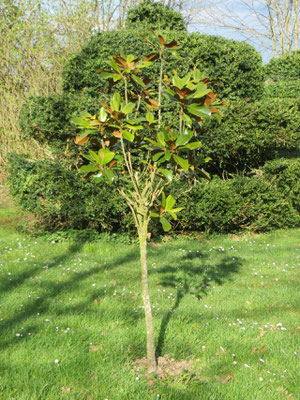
[19, 95, 300, 175]
[199, 98, 300, 175]
[7, 155, 299, 234]
[19, 93, 107, 152]
[263, 79, 300, 98]
[7, 154, 133, 232]
[264, 50, 300, 81]
[174, 158, 300, 233]
[126, 0, 187, 31]
[62, 29, 264, 100]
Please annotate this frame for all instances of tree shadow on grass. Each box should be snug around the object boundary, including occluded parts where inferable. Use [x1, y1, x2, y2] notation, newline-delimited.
[0, 242, 138, 351]
[155, 249, 242, 357]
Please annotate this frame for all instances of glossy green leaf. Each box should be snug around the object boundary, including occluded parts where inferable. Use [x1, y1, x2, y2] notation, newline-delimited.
[175, 129, 193, 146]
[214, 114, 222, 124]
[121, 102, 136, 115]
[98, 148, 115, 165]
[150, 212, 160, 218]
[80, 165, 99, 174]
[93, 172, 104, 183]
[161, 192, 166, 208]
[146, 138, 161, 147]
[98, 72, 114, 80]
[110, 93, 121, 112]
[173, 154, 189, 172]
[184, 141, 202, 150]
[187, 105, 211, 117]
[131, 74, 145, 86]
[103, 169, 115, 184]
[122, 130, 134, 142]
[127, 54, 135, 63]
[160, 217, 171, 232]
[169, 212, 177, 221]
[99, 107, 107, 122]
[110, 58, 120, 73]
[165, 195, 176, 211]
[165, 149, 171, 161]
[157, 132, 165, 146]
[112, 74, 122, 82]
[182, 112, 193, 127]
[172, 74, 190, 90]
[153, 151, 165, 162]
[198, 168, 211, 180]
[80, 153, 93, 162]
[146, 112, 155, 125]
[71, 115, 92, 128]
[89, 150, 100, 163]
[158, 168, 172, 182]
[136, 61, 153, 68]
[170, 207, 184, 213]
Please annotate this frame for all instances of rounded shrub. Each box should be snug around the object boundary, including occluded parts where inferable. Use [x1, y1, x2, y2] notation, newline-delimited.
[7, 153, 133, 232]
[7, 154, 300, 234]
[62, 30, 263, 100]
[264, 50, 300, 81]
[126, 0, 187, 31]
[19, 93, 107, 152]
[198, 97, 300, 175]
[172, 159, 300, 233]
[263, 79, 300, 98]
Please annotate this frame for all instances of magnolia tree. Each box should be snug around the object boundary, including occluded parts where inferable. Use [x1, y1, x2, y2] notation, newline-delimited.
[72, 31, 224, 374]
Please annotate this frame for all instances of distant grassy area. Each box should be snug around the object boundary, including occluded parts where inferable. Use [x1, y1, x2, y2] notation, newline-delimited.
[0, 201, 299, 399]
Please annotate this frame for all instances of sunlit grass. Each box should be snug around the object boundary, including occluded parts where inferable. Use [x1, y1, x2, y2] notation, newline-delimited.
[0, 206, 299, 399]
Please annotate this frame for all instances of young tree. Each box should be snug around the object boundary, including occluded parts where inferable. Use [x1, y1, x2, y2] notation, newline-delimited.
[71, 31, 224, 374]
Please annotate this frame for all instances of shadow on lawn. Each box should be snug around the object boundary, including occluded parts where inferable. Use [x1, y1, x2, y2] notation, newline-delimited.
[155, 250, 242, 357]
[0, 242, 84, 297]
[0, 241, 138, 350]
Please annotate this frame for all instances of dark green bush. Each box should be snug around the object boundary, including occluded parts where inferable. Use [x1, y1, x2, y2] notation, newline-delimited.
[199, 98, 300, 175]
[174, 158, 300, 233]
[262, 157, 300, 213]
[62, 30, 263, 100]
[264, 50, 300, 81]
[7, 154, 133, 232]
[19, 93, 107, 152]
[126, 0, 187, 31]
[263, 79, 300, 98]
[8, 154, 299, 234]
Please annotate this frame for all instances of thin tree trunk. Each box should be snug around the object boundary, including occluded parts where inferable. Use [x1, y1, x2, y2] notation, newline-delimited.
[138, 221, 157, 374]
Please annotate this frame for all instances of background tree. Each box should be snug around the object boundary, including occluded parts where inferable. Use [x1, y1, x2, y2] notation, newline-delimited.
[71, 31, 224, 373]
[192, 0, 299, 57]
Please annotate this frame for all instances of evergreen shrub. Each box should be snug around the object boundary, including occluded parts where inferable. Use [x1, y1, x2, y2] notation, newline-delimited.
[62, 30, 263, 100]
[199, 98, 300, 175]
[8, 155, 299, 234]
[264, 50, 300, 81]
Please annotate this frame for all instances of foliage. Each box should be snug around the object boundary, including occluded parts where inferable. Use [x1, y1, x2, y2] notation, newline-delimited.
[174, 158, 300, 233]
[198, 98, 300, 176]
[0, 0, 106, 176]
[67, 31, 228, 372]
[263, 79, 300, 98]
[126, 0, 187, 31]
[264, 50, 300, 80]
[62, 30, 264, 100]
[19, 93, 107, 153]
[7, 154, 132, 233]
[182, 33, 264, 100]
[8, 154, 300, 235]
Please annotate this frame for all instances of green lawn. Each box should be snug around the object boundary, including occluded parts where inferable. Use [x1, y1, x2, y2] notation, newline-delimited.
[0, 204, 299, 399]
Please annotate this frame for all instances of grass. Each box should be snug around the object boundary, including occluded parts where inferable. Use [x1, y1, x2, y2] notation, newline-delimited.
[0, 203, 299, 399]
